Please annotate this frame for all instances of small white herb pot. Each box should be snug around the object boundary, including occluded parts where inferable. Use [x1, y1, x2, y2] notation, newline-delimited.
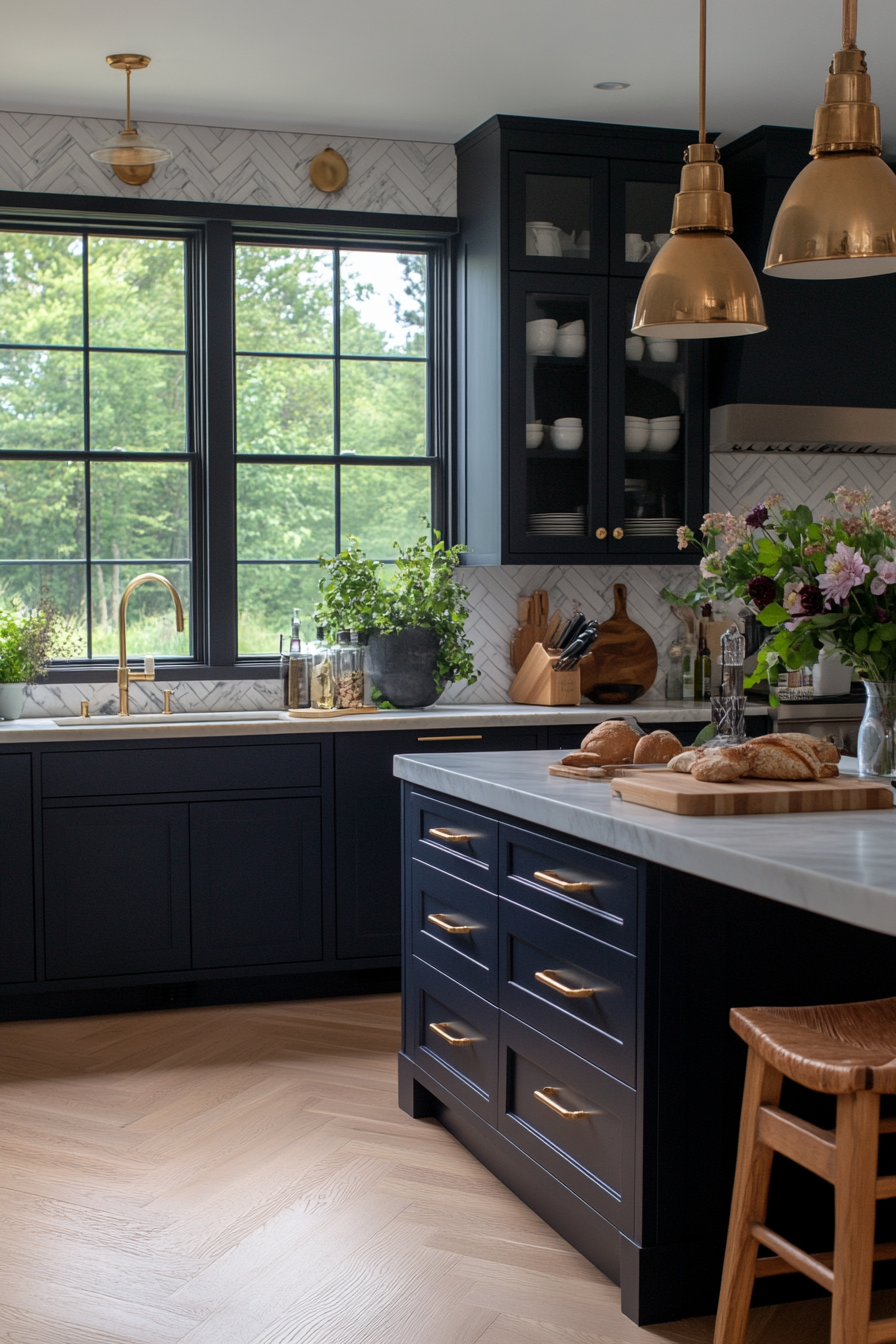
[0, 682, 27, 720]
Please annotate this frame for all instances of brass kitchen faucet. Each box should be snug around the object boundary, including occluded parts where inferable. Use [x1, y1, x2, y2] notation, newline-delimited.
[117, 573, 185, 716]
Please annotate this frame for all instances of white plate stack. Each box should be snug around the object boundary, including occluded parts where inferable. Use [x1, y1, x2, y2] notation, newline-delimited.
[527, 511, 586, 536]
[624, 516, 682, 537]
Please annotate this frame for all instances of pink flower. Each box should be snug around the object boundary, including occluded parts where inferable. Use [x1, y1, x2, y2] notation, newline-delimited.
[699, 551, 723, 579]
[783, 581, 808, 630]
[764, 493, 784, 509]
[870, 558, 896, 595]
[817, 542, 871, 606]
[871, 503, 896, 540]
[676, 525, 693, 552]
[842, 516, 864, 537]
[833, 486, 870, 513]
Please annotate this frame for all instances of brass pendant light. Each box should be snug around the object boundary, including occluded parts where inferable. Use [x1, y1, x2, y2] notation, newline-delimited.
[765, 0, 896, 278]
[631, 0, 766, 339]
[90, 55, 173, 186]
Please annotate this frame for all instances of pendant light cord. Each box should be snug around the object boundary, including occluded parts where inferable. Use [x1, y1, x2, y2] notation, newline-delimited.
[698, 0, 706, 142]
[843, 0, 857, 49]
[125, 67, 132, 132]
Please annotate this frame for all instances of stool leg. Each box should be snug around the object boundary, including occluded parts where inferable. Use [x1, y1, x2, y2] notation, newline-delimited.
[713, 1049, 783, 1344]
[830, 1088, 880, 1344]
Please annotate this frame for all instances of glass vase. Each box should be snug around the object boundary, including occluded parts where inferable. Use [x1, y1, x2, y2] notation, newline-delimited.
[857, 680, 896, 778]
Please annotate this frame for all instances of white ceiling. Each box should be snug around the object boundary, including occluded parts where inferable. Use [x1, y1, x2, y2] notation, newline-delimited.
[3, 0, 896, 150]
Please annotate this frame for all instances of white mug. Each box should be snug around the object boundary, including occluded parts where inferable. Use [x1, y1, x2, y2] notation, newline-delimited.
[625, 233, 651, 263]
[526, 221, 562, 257]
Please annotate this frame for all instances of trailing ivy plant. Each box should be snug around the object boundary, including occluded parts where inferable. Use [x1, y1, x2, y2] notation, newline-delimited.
[314, 531, 478, 690]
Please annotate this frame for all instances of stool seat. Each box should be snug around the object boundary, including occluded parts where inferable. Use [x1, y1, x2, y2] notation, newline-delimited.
[730, 996, 896, 1095]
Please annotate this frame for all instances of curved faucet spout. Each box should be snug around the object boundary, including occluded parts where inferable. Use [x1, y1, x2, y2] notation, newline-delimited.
[117, 572, 186, 716]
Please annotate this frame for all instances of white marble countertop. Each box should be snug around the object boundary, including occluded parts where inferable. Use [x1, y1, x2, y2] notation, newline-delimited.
[393, 749, 896, 938]
[0, 700, 765, 744]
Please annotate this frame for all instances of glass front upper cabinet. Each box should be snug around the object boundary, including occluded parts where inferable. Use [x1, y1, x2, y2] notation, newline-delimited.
[508, 153, 608, 273]
[606, 279, 703, 555]
[507, 274, 608, 555]
[610, 161, 681, 276]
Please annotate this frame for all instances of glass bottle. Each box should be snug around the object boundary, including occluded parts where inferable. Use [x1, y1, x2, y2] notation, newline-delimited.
[281, 612, 311, 710]
[310, 627, 336, 710]
[665, 630, 684, 701]
[681, 625, 698, 701]
[334, 630, 366, 709]
[696, 616, 712, 701]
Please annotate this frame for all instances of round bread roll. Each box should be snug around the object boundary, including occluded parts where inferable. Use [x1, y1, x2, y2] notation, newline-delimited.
[633, 730, 684, 765]
[579, 720, 641, 764]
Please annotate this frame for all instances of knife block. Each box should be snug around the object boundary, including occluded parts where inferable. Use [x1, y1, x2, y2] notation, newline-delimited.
[509, 643, 581, 706]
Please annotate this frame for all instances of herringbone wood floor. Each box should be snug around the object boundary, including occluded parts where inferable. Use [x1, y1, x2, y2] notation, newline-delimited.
[0, 993, 890, 1343]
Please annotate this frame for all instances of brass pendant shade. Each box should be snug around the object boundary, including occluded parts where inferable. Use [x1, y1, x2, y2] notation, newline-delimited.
[89, 55, 172, 186]
[632, 1, 766, 339]
[765, 3, 896, 278]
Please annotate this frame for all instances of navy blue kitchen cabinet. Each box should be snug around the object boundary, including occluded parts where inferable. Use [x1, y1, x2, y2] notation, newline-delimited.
[334, 727, 542, 960]
[399, 780, 896, 1326]
[0, 755, 34, 984]
[43, 803, 191, 979]
[190, 798, 322, 969]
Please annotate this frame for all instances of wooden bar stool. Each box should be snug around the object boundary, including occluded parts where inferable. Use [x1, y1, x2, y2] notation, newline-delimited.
[714, 996, 896, 1344]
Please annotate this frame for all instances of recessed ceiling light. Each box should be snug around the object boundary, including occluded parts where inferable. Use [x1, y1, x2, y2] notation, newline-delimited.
[594, 81, 630, 91]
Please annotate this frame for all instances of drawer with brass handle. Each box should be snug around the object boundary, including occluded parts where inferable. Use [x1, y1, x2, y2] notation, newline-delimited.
[499, 1012, 635, 1234]
[499, 897, 637, 1085]
[410, 789, 498, 888]
[500, 821, 637, 954]
[411, 957, 498, 1123]
[412, 859, 498, 1001]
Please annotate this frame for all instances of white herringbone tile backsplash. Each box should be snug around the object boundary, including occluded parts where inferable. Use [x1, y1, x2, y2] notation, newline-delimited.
[710, 453, 896, 519]
[0, 110, 456, 215]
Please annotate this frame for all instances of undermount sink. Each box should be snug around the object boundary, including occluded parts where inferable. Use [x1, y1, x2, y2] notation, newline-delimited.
[52, 710, 286, 726]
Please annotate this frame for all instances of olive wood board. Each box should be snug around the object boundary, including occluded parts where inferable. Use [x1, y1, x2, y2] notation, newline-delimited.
[287, 706, 379, 719]
[609, 771, 894, 816]
[548, 761, 668, 780]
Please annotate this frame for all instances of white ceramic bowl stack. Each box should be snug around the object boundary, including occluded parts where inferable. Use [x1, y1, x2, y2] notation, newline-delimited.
[550, 416, 583, 450]
[526, 318, 557, 355]
[625, 516, 682, 537]
[526, 422, 544, 449]
[527, 510, 586, 536]
[647, 415, 680, 451]
[624, 415, 649, 451]
[625, 334, 645, 362]
[644, 337, 679, 363]
[554, 319, 586, 358]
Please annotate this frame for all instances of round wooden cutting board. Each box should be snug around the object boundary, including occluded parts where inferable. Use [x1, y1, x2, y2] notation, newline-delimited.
[580, 583, 658, 703]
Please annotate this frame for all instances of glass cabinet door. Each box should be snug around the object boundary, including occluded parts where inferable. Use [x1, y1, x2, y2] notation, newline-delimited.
[508, 153, 608, 273]
[507, 274, 608, 557]
[606, 279, 704, 555]
[609, 161, 681, 276]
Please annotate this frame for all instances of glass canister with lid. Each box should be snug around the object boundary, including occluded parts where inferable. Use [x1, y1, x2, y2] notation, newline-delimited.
[334, 630, 366, 709]
[309, 626, 337, 710]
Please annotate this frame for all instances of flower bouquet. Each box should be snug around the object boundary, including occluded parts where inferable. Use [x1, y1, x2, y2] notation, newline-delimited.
[670, 488, 896, 775]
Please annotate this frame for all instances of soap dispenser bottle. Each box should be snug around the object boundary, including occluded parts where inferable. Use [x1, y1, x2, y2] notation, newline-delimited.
[284, 610, 311, 710]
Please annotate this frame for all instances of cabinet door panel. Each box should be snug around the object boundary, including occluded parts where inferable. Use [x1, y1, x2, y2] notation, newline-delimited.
[44, 804, 190, 979]
[0, 755, 34, 983]
[508, 151, 609, 273]
[190, 798, 322, 969]
[336, 730, 539, 960]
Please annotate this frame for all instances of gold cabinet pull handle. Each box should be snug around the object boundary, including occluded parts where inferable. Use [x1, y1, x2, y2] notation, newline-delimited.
[534, 869, 594, 893]
[613, 527, 624, 540]
[429, 827, 474, 843]
[427, 913, 475, 935]
[595, 527, 608, 540]
[429, 1021, 474, 1046]
[535, 969, 597, 998]
[534, 1087, 597, 1120]
[418, 734, 483, 741]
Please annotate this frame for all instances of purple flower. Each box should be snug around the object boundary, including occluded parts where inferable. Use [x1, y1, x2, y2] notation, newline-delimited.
[747, 575, 777, 610]
[870, 558, 896, 596]
[799, 584, 825, 616]
[876, 605, 890, 623]
[817, 542, 870, 606]
[744, 503, 769, 529]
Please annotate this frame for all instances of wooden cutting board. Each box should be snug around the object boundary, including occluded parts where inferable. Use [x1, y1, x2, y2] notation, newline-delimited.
[510, 589, 549, 671]
[580, 583, 658, 702]
[609, 771, 894, 816]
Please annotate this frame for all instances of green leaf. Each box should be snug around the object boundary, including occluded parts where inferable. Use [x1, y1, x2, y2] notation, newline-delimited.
[693, 722, 717, 747]
[757, 602, 788, 627]
[757, 538, 782, 565]
[854, 627, 869, 652]
[870, 633, 883, 652]
[794, 505, 813, 527]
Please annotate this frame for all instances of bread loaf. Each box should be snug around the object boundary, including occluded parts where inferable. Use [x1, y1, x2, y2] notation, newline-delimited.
[561, 752, 605, 770]
[579, 720, 641, 764]
[664, 732, 840, 783]
[668, 749, 701, 774]
[691, 746, 754, 782]
[633, 730, 684, 765]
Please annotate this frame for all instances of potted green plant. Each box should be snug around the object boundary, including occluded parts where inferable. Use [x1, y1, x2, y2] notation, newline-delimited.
[315, 532, 477, 707]
[0, 595, 76, 720]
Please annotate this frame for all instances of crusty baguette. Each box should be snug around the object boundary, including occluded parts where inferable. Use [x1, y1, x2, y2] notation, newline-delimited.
[668, 749, 701, 773]
[691, 746, 755, 782]
[751, 732, 840, 764]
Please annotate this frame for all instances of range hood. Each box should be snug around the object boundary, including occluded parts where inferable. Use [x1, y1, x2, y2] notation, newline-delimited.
[710, 404, 896, 454]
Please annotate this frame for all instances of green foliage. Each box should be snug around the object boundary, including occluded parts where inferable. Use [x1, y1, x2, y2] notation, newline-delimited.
[0, 594, 80, 683]
[314, 532, 477, 689]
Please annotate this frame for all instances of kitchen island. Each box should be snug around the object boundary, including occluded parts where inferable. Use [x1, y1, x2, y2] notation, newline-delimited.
[394, 750, 896, 1325]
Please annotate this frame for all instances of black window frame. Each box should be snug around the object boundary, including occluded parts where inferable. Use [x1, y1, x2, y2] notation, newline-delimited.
[0, 191, 457, 681]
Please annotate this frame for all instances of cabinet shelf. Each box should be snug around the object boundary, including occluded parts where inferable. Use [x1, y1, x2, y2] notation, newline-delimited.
[526, 449, 588, 460]
[527, 355, 587, 367]
[625, 451, 681, 462]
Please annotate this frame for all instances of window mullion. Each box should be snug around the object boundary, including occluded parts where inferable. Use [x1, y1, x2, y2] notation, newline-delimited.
[333, 248, 341, 557]
[204, 219, 238, 667]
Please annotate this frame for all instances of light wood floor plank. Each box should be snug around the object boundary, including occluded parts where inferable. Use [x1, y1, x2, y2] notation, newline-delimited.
[5, 992, 893, 1343]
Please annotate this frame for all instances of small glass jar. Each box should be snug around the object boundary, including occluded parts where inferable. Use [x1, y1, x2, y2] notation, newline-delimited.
[310, 631, 336, 710]
[334, 630, 366, 709]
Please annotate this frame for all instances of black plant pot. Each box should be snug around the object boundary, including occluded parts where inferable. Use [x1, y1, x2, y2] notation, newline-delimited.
[366, 627, 443, 708]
